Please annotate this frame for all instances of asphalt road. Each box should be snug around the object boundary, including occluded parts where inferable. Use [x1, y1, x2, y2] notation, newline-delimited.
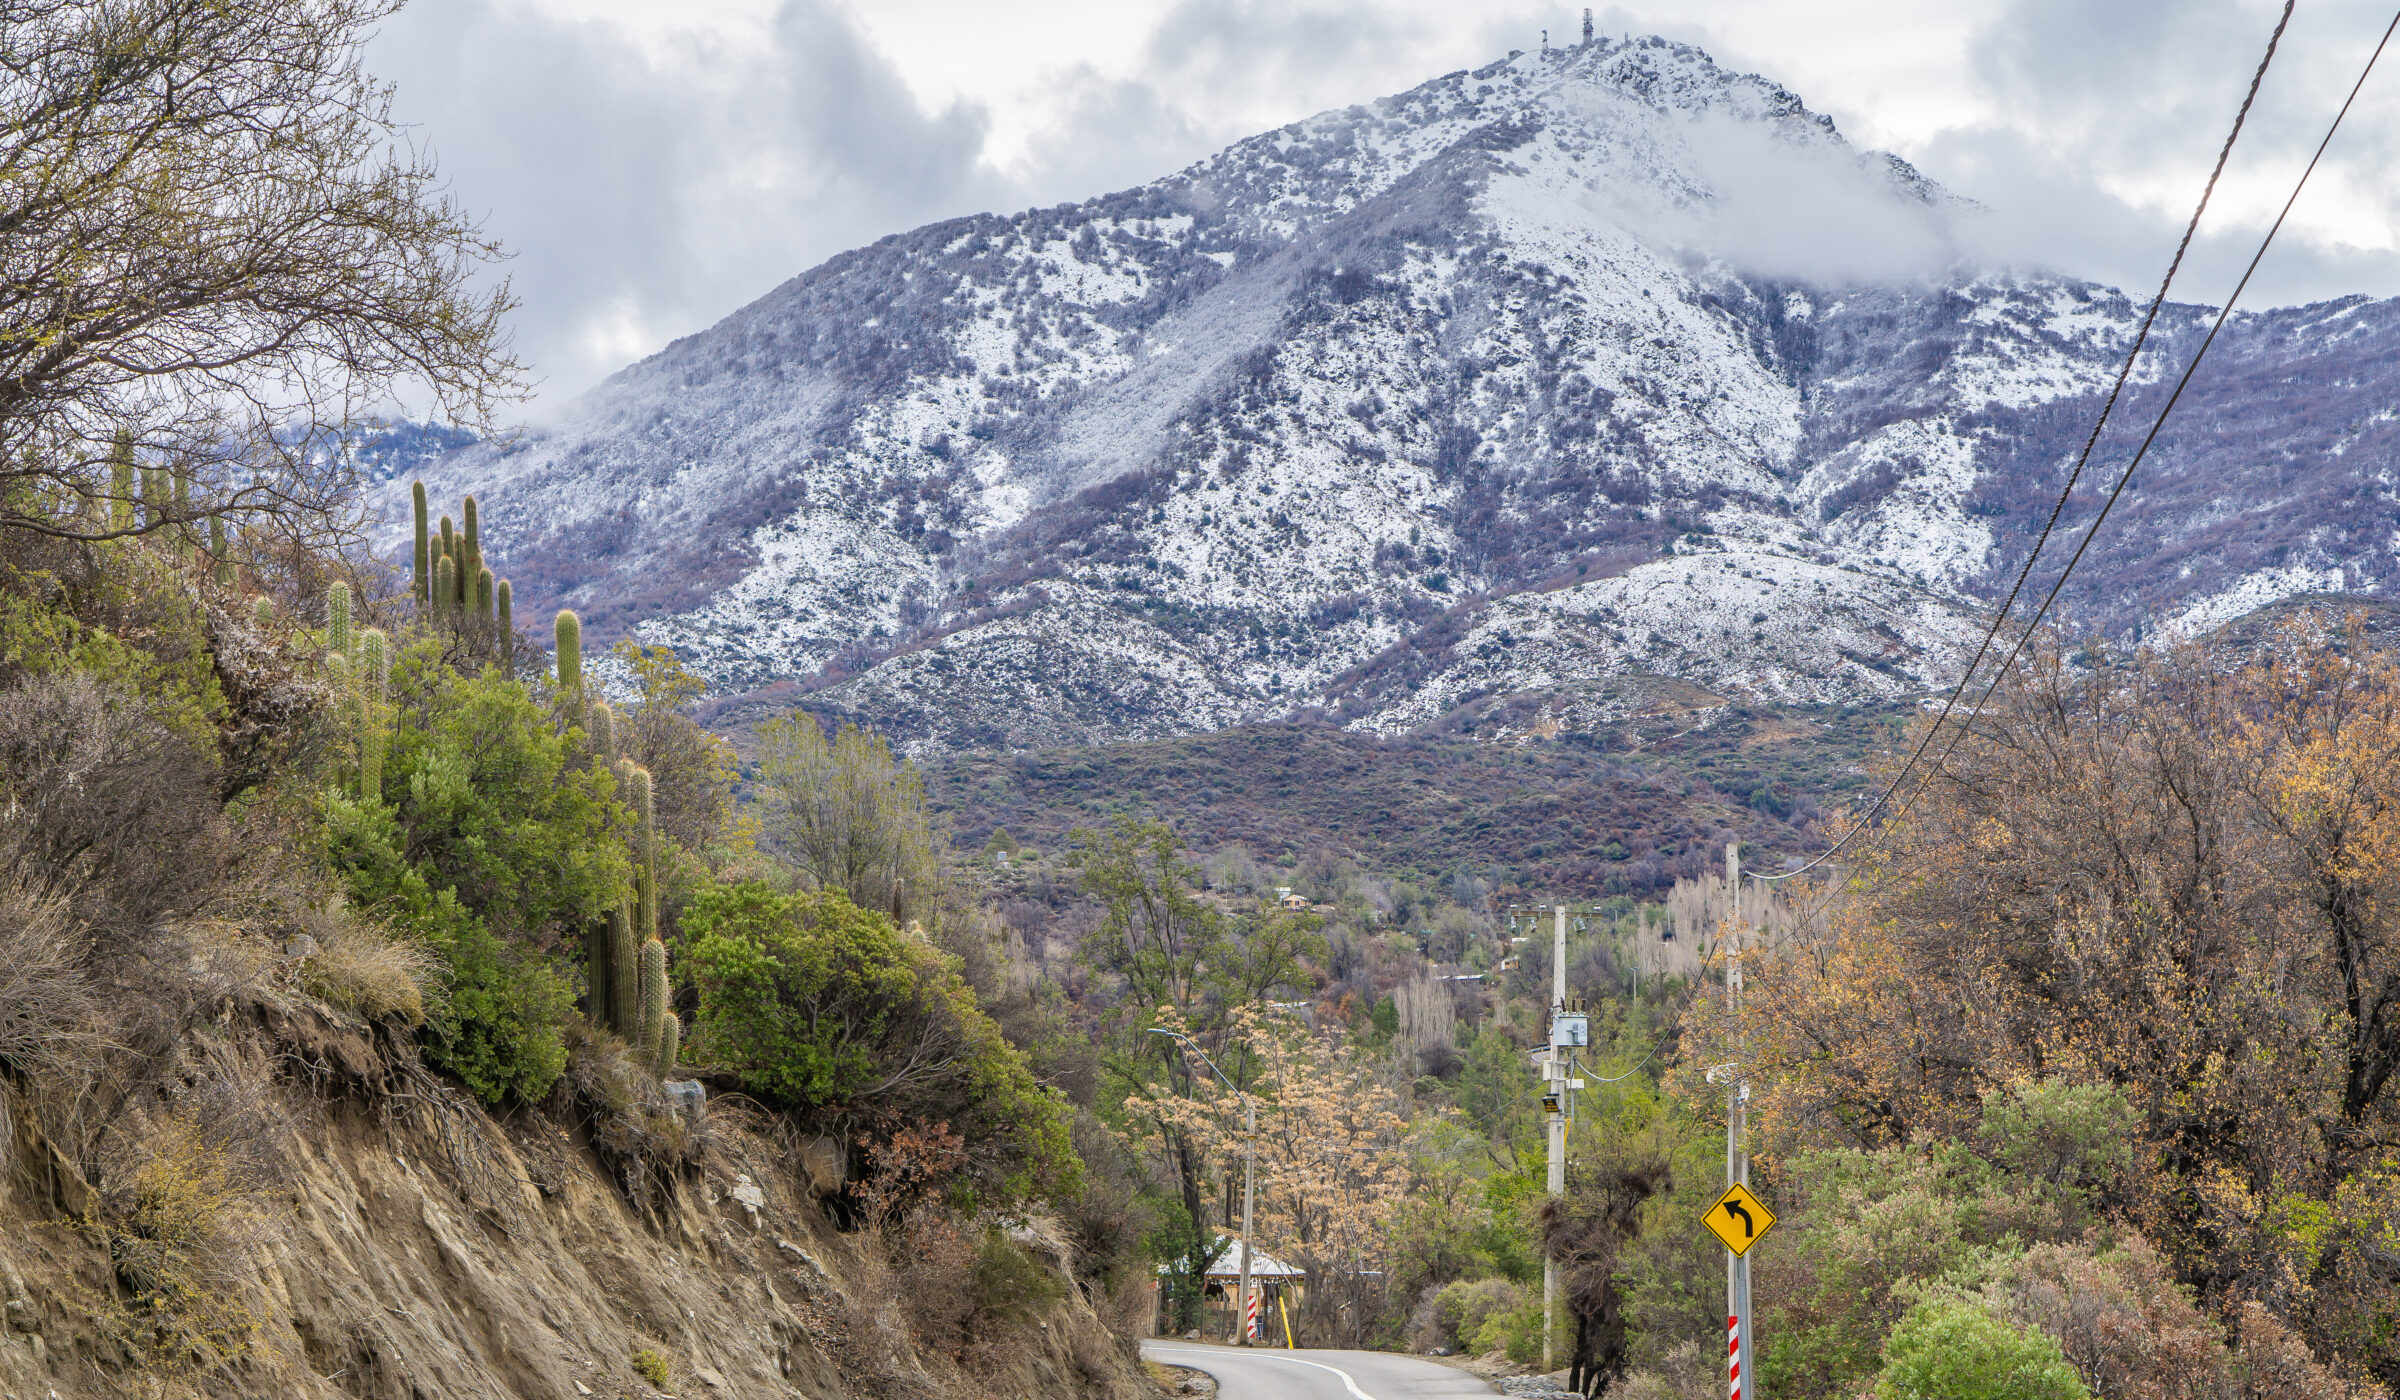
[1142, 1341, 1501, 1400]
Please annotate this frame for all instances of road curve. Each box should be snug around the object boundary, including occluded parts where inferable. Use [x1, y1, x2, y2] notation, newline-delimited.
[1142, 1341, 1500, 1400]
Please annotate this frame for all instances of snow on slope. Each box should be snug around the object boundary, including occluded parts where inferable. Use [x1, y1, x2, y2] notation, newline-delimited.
[393, 36, 2400, 753]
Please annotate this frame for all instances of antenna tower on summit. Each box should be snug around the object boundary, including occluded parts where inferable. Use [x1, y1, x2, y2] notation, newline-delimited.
[1583, 9, 1594, 44]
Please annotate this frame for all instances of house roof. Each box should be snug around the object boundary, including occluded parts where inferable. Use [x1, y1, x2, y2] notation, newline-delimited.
[1160, 1236, 1307, 1279]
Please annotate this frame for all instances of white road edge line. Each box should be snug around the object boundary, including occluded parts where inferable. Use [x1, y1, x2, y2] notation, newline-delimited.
[1146, 1345, 1378, 1400]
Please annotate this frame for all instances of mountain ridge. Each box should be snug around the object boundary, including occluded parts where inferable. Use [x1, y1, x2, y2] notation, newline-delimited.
[392, 35, 2400, 753]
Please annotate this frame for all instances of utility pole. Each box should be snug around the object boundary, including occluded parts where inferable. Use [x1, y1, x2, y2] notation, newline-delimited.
[1725, 843, 1753, 1400]
[1238, 1092, 1256, 1345]
[1511, 900, 1588, 1373]
[1544, 901, 1566, 1370]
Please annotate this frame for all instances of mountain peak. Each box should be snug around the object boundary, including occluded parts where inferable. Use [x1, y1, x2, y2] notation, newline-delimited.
[393, 39, 2400, 754]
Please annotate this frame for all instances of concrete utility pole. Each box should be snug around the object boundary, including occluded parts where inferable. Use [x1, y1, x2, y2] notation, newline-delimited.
[1543, 901, 1567, 1369]
[1725, 843, 1753, 1399]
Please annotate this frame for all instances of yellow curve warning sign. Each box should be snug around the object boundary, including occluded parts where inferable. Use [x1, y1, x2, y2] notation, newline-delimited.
[1705, 1183, 1776, 1257]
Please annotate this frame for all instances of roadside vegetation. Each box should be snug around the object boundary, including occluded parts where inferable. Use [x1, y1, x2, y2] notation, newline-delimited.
[0, 4, 2393, 1398]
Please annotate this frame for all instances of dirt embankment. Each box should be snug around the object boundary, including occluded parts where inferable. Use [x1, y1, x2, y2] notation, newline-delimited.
[0, 1006, 1149, 1400]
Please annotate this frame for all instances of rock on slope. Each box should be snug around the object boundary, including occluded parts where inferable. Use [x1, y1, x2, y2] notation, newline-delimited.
[399, 36, 2400, 753]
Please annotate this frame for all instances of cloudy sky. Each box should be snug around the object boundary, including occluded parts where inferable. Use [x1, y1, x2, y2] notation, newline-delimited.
[367, 0, 2400, 405]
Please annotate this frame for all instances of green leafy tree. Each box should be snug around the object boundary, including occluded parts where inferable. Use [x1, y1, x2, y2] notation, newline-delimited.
[1072, 817, 1228, 1012]
[683, 882, 1076, 1204]
[1074, 816, 1327, 1336]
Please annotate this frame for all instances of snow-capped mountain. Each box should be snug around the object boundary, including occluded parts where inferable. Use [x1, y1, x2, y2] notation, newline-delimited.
[398, 36, 2400, 752]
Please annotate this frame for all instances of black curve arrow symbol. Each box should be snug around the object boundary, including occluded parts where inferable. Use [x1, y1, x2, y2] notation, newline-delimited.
[1722, 1201, 1754, 1238]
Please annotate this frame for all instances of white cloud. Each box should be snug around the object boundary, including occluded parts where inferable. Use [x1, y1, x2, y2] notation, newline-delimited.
[367, 0, 2400, 401]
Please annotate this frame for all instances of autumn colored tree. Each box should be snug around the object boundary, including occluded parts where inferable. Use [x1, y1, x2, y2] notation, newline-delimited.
[1146, 1005, 1413, 1346]
[1686, 616, 2400, 1384]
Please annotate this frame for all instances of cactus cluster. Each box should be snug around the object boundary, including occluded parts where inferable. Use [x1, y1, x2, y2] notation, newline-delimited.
[400, 481, 681, 1076]
[320, 581, 391, 803]
[106, 430, 235, 580]
[591, 760, 678, 1075]
[410, 482, 513, 644]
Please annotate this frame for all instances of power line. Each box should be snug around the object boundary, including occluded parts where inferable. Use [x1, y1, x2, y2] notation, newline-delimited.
[1752, 0, 2309, 886]
[1902, 6, 2400, 806]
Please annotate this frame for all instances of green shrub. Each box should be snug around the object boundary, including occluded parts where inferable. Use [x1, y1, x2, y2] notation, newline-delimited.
[1469, 1287, 1557, 1365]
[1876, 1300, 2089, 1400]
[1432, 1276, 1523, 1355]
[630, 1346, 671, 1388]
[971, 1231, 1065, 1326]
[685, 882, 1077, 1203]
[683, 883, 919, 1104]
[315, 640, 629, 1104]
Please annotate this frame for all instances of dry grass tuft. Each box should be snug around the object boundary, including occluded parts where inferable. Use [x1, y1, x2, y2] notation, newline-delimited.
[296, 902, 430, 1024]
[557, 1021, 704, 1207]
[0, 875, 104, 1082]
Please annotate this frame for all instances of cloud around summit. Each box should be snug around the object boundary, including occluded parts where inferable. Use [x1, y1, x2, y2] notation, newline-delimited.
[370, 0, 2400, 403]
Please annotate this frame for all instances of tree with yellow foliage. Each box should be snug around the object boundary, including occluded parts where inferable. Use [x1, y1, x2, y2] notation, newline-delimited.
[1145, 1005, 1414, 1346]
[1682, 615, 2400, 1384]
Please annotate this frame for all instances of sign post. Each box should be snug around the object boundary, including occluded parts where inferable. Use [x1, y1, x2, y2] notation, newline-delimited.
[1724, 843, 1753, 1399]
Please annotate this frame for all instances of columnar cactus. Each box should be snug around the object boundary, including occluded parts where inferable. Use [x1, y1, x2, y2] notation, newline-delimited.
[636, 937, 667, 1066]
[656, 1012, 680, 1077]
[110, 432, 135, 532]
[477, 566, 494, 621]
[611, 901, 639, 1032]
[172, 472, 190, 557]
[412, 481, 430, 606]
[438, 514, 454, 566]
[209, 518, 232, 587]
[496, 579, 513, 651]
[327, 582, 352, 659]
[462, 495, 478, 569]
[434, 555, 456, 622]
[554, 610, 582, 694]
[590, 701, 616, 763]
[628, 765, 658, 937]
[358, 628, 388, 802]
[253, 596, 274, 625]
[590, 905, 624, 1027]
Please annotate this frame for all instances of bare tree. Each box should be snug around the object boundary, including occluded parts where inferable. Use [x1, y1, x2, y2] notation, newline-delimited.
[753, 713, 940, 921]
[0, 0, 521, 546]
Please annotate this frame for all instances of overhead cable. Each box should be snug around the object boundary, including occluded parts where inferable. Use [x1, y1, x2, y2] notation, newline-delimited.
[1752, 0, 2304, 885]
[1902, 5, 2400, 805]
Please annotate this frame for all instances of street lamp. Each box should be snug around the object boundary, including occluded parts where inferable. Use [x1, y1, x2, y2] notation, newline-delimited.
[1149, 1026, 1258, 1346]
